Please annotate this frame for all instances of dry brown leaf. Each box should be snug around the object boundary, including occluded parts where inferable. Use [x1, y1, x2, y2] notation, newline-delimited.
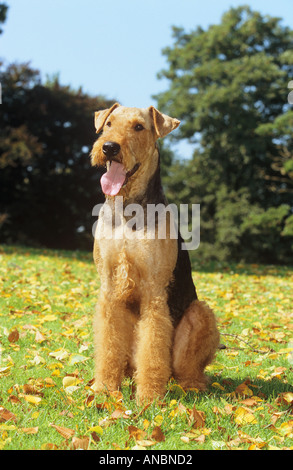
[189, 406, 206, 428]
[85, 394, 95, 407]
[128, 425, 146, 441]
[0, 406, 17, 423]
[136, 439, 156, 447]
[224, 403, 234, 415]
[235, 381, 253, 397]
[234, 407, 257, 425]
[23, 384, 44, 396]
[109, 390, 123, 401]
[8, 395, 21, 405]
[111, 409, 127, 419]
[91, 431, 101, 443]
[41, 443, 59, 450]
[35, 330, 46, 343]
[21, 427, 39, 434]
[50, 423, 75, 439]
[238, 430, 265, 445]
[151, 426, 165, 442]
[276, 392, 293, 407]
[71, 436, 90, 450]
[194, 434, 206, 443]
[241, 397, 260, 407]
[8, 329, 19, 343]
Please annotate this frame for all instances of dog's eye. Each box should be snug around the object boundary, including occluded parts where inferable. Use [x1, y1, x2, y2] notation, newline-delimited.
[106, 121, 111, 127]
[134, 124, 144, 131]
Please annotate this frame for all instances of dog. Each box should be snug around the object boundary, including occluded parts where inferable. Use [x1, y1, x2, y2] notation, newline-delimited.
[90, 103, 219, 402]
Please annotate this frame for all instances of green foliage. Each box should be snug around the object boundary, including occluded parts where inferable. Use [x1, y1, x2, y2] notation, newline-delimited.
[0, 2, 8, 35]
[156, 5, 293, 264]
[0, 62, 115, 249]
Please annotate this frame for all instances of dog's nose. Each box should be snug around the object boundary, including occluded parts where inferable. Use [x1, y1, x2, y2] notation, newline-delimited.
[102, 141, 121, 159]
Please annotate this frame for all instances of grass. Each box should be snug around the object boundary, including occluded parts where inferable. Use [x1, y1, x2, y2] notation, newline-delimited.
[0, 244, 292, 450]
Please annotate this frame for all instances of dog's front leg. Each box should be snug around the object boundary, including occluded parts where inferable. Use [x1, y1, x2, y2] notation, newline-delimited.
[135, 293, 173, 403]
[93, 294, 132, 393]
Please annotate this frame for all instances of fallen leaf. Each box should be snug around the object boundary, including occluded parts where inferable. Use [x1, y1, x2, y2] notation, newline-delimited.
[91, 431, 101, 443]
[151, 426, 165, 442]
[62, 376, 81, 388]
[50, 423, 75, 439]
[87, 425, 103, 436]
[23, 384, 43, 396]
[0, 424, 17, 431]
[194, 434, 206, 443]
[136, 439, 156, 447]
[238, 430, 265, 445]
[111, 408, 131, 419]
[71, 436, 90, 450]
[21, 427, 39, 434]
[276, 392, 293, 407]
[68, 353, 89, 365]
[189, 406, 206, 428]
[22, 395, 42, 405]
[241, 397, 262, 407]
[41, 443, 58, 450]
[0, 437, 12, 450]
[49, 348, 69, 361]
[143, 419, 150, 430]
[131, 444, 148, 450]
[8, 329, 19, 343]
[8, 395, 21, 405]
[248, 443, 267, 450]
[128, 425, 146, 441]
[276, 421, 293, 438]
[234, 407, 257, 425]
[212, 382, 225, 391]
[0, 407, 17, 423]
[154, 415, 164, 426]
[235, 380, 253, 397]
[35, 330, 46, 343]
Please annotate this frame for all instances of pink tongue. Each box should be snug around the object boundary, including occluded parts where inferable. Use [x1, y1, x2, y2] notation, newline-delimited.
[100, 161, 127, 196]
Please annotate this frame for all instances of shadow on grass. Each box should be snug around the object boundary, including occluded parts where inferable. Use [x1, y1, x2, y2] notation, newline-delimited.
[179, 375, 293, 405]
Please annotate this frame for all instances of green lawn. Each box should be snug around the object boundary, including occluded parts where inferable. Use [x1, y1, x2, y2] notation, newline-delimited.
[0, 245, 292, 450]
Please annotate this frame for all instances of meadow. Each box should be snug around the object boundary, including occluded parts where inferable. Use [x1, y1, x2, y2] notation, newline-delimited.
[0, 245, 292, 450]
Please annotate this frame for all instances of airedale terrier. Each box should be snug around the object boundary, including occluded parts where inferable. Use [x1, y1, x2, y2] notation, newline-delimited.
[90, 103, 219, 402]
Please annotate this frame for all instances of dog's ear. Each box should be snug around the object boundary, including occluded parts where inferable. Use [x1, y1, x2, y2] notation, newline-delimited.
[94, 103, 120, 133]
[149, 106, 180, 138]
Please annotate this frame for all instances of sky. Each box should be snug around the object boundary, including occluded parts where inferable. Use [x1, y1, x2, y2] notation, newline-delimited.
[1, 0, 292, 156]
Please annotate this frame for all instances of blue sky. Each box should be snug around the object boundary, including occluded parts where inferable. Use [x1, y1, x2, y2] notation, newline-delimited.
[1, 1, 292, 157]
[1, 0, 292, 107]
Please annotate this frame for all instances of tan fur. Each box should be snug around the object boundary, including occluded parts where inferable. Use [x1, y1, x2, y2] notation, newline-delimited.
[91, 104, 219, 402]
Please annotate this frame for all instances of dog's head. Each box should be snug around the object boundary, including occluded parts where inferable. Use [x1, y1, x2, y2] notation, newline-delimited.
[90, 104, 180, 198]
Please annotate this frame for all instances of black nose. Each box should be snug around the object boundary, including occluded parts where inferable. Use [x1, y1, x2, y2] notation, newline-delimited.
[102, 141, 121, 159]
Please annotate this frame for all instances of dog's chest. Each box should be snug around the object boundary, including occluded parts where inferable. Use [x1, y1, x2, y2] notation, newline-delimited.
[96, 203, 151, 259]
[95, 202, 177, 281]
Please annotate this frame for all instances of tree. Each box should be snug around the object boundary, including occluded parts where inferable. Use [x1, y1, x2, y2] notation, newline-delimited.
[0, 2, 8, 35]
[0, 61, 114, 249]
[156, 6, 293, 263]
